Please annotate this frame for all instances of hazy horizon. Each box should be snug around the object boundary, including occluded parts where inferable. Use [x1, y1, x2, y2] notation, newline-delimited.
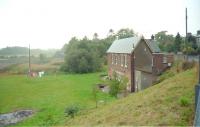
[0, 0, 200, 49]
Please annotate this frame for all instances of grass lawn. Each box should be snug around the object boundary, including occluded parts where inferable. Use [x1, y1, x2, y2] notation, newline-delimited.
[0, 73, 114, 126]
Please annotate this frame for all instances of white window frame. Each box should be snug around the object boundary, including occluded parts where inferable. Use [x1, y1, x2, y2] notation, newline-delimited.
[111, 54, 114, 64]
[115, 55, 117, 65]
[121, 54, 123, 67]
[125, 55, 128, 68]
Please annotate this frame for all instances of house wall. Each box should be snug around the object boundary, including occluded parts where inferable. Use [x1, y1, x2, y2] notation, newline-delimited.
[107, 39, 174, 93]
[135, 70, 156, 91]
[107, 53, 133, 91]
[134, 39, 156, 91]
[152, 53, 174, 75]
[134, 40, 153, 73]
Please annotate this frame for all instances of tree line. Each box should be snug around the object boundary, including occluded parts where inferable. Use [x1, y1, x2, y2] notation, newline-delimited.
[62, 29, 199, 73]
[61, 28, 135, 73]
[155, 31, 199, 54]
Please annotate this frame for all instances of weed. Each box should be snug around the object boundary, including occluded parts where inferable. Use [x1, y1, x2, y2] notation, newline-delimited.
[180, 97, 190, 106]
[65, 104, 80, 118]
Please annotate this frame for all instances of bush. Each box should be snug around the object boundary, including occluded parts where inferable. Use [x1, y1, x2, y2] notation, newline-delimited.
[62, 38, 102, 73]
[182, 60, 195, 71]
[109, 79, 120, 97]
[65, 104, 80, 118]
[109, 72, 128, 97]
[180, 97, 190, 106]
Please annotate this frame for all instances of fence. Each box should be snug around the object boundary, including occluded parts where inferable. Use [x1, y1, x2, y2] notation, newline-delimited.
[194, 55, 200, 126]
[174, 54, 199, 62]
[195, 85, 200, 126]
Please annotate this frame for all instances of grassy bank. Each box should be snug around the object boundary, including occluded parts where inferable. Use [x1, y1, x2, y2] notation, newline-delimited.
[67, 69, 197, 126]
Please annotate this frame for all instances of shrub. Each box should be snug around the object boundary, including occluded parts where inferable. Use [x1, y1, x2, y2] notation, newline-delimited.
[41, 114, 57, 126]
[179, 97, 190, 106]
[109, 79, 120, 97]
[109, 72, 128, 97]
[65, 104, 80, 118]
[182, 60, 195, 71]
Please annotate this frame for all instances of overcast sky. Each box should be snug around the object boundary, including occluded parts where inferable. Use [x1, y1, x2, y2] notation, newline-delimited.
[0, 0, 199, 49]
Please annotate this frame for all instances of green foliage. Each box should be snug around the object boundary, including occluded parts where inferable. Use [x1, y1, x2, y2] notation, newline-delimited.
[109, 78, 121, 97]
[116, 28, 135, 39]
[157, 71, 175, 83]
[63, 37, 103, 73]
[155, 31, 175, 52]
[0, 46, 58, 57]
[155, 31, 199, 54]
[61, 28, 137, 74]
[181, 41, 196, 55]
[39, 53, 48, 63]
[179, 97, 190, 106]
[109, 72, 128, 97]
[174, 32, 183, 53]
[0, 46, 29, 55]
[65, 104, 80, 118]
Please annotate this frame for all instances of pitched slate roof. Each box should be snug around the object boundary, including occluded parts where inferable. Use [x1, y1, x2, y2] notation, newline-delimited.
[145, 39, 160, 53]
[107, 37, 161, 54]
[107, 37, 141, 54]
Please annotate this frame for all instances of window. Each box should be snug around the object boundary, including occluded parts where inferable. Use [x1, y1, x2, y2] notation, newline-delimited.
[125, 55, 128, 68]
[115, 55, 117, 65]
[163, 56, 167, 63]
[118, 55, 120, 65]
[111, 54, 114, 64]
[121, 54, 123, 67]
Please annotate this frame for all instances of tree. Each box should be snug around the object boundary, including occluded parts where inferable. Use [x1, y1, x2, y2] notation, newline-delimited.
[116, 28, 135, 39]
[187, 34, 197, 50]
[174, 32, 183, 53]
[62, 37, 102, 73]
[93, 33, 98, 40]
[107, 29, 114, 37]
[39, 53, 47, 63]
[109, 72, 128, 98]
[155, 31, 174, 52]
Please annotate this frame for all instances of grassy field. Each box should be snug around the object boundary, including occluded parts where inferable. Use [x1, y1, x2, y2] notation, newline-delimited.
[0, 73, 114, 126]
[67, 69, 197, 126]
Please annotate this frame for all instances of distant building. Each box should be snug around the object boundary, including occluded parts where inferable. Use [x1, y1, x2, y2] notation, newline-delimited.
[107, 36, 173, 92]
[196, 30, 200, 47]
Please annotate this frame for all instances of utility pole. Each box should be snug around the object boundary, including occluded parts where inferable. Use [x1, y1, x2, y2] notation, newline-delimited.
[185, 8, 188, 40]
